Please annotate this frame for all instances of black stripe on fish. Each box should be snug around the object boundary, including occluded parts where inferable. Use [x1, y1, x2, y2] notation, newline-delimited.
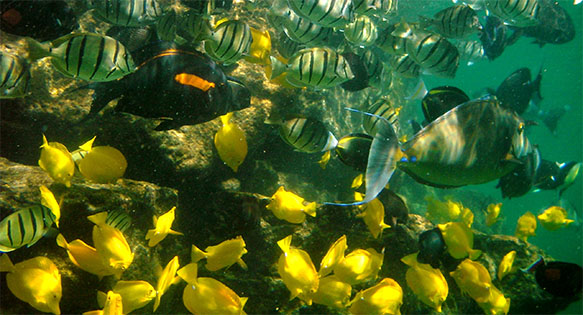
[17, 212, 26, 246]
[1, 57, 14, 88]
[7, 219, 13, 246]
[28, 207, 38, 245]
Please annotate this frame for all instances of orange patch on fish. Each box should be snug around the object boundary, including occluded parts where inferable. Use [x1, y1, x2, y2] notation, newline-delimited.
[174, 73, 215, 92]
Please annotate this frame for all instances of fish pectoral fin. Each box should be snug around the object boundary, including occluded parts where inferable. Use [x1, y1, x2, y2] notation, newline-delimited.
[237, 258, 248, 270]
[168, 229, 184, 236]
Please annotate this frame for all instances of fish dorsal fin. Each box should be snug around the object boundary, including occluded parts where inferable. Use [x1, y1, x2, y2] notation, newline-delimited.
[177, 262, 198, 284]
[277, 235, 293, 253]
[79, 136, 96, 152]
[87, 212, 108, 225]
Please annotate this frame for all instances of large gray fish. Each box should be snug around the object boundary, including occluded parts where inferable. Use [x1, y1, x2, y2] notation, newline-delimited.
[419, 4, 482, 38]
[329, 98, 533, 205]
[0, 52, 30, 98]
[485, 0, 540, 27]
[269, 47, 354, 88]
[204, 20, 253, 65]
[275, 117, 338, 153]
[404, 29, 460, 78]
[27, 33, 136, 82]
[287, 0, 353, 27]
[0, 205, 57, 252]
[90, 0, 167, 26]
[343, 15, 379, 46]
[271, 2, 333, 46]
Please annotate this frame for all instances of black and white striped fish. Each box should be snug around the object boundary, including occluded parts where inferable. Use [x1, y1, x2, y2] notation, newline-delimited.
[106, 210, 132, 233]
[0, 205, 57, 252]
[27, 33, 136, 82]
[276, 32, 306, 59]
[419, 4, 482, 38]
[287, 0, 353, 27]
[0, 52, 30, 98]
[269, 47, 355, 88]
[405, 30, 460, 78]
[485, 0, 540, 27]
[375, 24, 408, 55]
[456, 40, 485, 65]
[343, 15, 379, 47]
[272, 3, 334, 46]
[389, 54, 421, 78]
[360, 49, 384, 87]
[353, 0, 398, 18]
[204, 20, 253, 65]
[277, 117, 338, 153]
[90, 0, 167, 26]
[363, 98, 400, 136]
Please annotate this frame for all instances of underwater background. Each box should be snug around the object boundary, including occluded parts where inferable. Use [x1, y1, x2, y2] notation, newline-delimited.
[1, 0, 582, 314]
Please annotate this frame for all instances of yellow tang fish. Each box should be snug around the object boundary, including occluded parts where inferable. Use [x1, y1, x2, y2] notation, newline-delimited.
[266, 186, 317, 224]
[537, 206, 574, 231]
[40, 185, 61, 228]
[191, 235, 248, 271]
[449, 259, 492, 303]
[497, 251, 516, 281]
[214, 112, 248, 172]
[56, 234, 115, 279]
[78, 145, 127, 184]
[0, 255, 62, 314]
[515, 211, 537, 242]
[333, 248, 384, 285]
[38, 134, 75, 187]
[348, 278, 403, 315]
[351, 173, 364, 189]
[88, 212, 134, 279]
[485, 203, 502, 227]
[153, 256, 181, 312]
[312, 275, 352, 309]
[178, 262, 248, 314]
[97, 280, 156, 314]
[277, 235, 319, 305]
[355, 192, 391, 239]
[145, 206, 183, 247]
[477, 286, 510, 315]
[84, 290, 123, 315]
[401, 253, 448, 312]
[437, 222, 481, 260]
[318, 235, 347, 277]
[244, 27, 272, 65]
[425, 195, 462, 223]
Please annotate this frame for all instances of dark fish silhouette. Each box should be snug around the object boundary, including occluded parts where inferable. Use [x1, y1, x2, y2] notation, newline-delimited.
[417, 228, 446, 269]
[534, 160, 581, 196]
[525, 256, 583, 298]
[515, 0, 575, 46]
[335, 133, 373, 172]
[497, 147, 541, 198]
[422, 86, 470, 124]
[495, 67, 542, 115]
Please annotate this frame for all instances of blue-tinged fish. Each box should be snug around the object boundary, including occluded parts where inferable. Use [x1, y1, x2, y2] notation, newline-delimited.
[287, 0, 353, 27]
[419, 4, 482, 38]
[495, 67, 542, 115]
[0, 52, 30, 98]
[485, 0, 540, 27]
[269, 47, 354, 88]
[270, 1, 333, 46]
[534, 160, 581, 196]
[388, 54, 421, 78]
[478, 15, 513, 61]
[363, 98, 400, 137]
[516, 0, 575, 46]
[343, 15, 379, 47]
[204, 19, 253, 65]
[27, 33, 136, 82]
[524, 256, 582, 298]
[89, 0, 167, 26]
[352, 0, 397, 18]
[402, 28, 460, 78]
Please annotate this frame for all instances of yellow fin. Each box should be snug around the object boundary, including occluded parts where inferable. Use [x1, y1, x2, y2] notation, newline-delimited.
[168, 229, 184, 236]
[96, 290, 107, 309]
[191, 245, 207, 263]
[79, 136, 96, 152]
[177, 262, 198, 284]
[318, 151, 331, 169]
[87, 212, 108, 225]
[277, 235, 293, 253]
[56, 233, 68, 249]
[351, 174, 364, 189]
[304, 202, 317, 217]
[469, 249, 482, 260]
[220, 112, 234, 125]
[0, 254, 15, 272]
[237, 258, 248, 270]
[400, 252, 419, 267]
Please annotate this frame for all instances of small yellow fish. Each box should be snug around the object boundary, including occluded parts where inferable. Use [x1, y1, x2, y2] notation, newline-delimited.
[277, 235, 319, 305]
[311, 275, 352, 309]
[497, 251, 516, 281]
[460, 206, 474, 228]
[40, 185, 61, 228]
[438, 222, 481, 260]
[477, 286, 510, 315]
[97, 280, 156, 314]
[449, 259, 492, 303]
[84, 290, 123, 315]
[244, 27, 271, 65]
[78, 144, 127, 184]
[145, 206, 183, 247]
[178, 262, 248, 314]
[191, 235, 248, 271]
[425, 195, 463, 223]
[266, 186, 317, 223]
[56, 234, 115, 279]
[401, 253, 448, 312]
[318, 235, 347, 277]
[318, 150, 332, 169]
[485, 203, 502, 227]
[38, 134, 75, 187]
[515, 211, 537, 242]
[351, 173, 364, 189]
[537, 206, 574, 231]
[88, 212, 134, 279]
[214, 112, 248, 172]
[355, 192, 391, 239]
[333, 248, 383, 285]
[153, 256, 181, 312]
[348, 278, 403, 315]
[0, 255, 62, 314]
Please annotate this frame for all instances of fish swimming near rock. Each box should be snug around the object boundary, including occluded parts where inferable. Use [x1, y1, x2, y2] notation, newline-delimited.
[272, 117, 338, 154]
[0, 51, 30, 98]
[515, 211, 537, 242]
[84, 41, 250, 130]
[214, 112, 248, 172]
[145, 206, 183, 247]
[270, 0, 333, 46]
[276, 235, 319, 305]
[334, 133, 372, 172]
[333, 248, 383, 285]
[266, 186, 317, 224]
[153, 256, 180, 312]
[401, 252, 448, 312]
[496, 146, 540, 198]
[318, 235, 347, 277]
[38, 135, 75, 187]
[96, 280, 156, 314]
[191, 235, 248, 271]
[524, 256, 583, 298]
[89, 0, 167, 27]
[537, 206, 574, 231]
[348, 278, 403, 314]
[0, 204, 57, 253]
[204, 19, 253, 65]
[312, 275, 352, 309]
[286, 0, 353, 28]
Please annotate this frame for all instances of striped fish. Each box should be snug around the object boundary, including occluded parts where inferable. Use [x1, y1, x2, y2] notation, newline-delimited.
[28, 33, 136, 82]
[344, 15, 379, 47]
[204, 20, 253, 65]
[360, 49, 384, 87]
[389, 54, 421, 78]
[485, 0, 539, 27]
[278, 117, 338, 153]
[273, 4, 333, 46]
[363, 98, 400, 136]
[105, 210, 132, 233]
[375, 25, 408, 55]
[405, 30, 460, 78]
[0, 205, 56, 252]
[353, 0, 398, 17]
[0, 52, 30, 98]
[456, 40, 485, 65]
[269, 47, 355, 88]
[156, 8, 178, 41]
[420, 5, 482, 38]
[276, 32, 305, 59]
[90, 0, 167, 26]
[287, 0, 353, 27]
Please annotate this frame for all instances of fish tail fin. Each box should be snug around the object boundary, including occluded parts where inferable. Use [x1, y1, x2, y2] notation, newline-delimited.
[145, 229, 156, 241]
[79, 136, 96, 152]
[0, 254, 15, 273]
[87, 212, 108, 225]
[153, 295, 161, 312]
[268, 56, 286, 80]
[190, 245, 207, 263]
[177, 262, 198, 284]
[277, 235, 293, 253]
[417, 15, 432, 29]
[304, 202, 317, 217]
[168, 229, 184, 236]
[469, 249, 482, 260]
[24, 37, 51, 61]
[40, 134, 49, 148]
[220, 112, 234, 125]
[96, 291, 107, 309]
[400, 252, 419, 267]
[237, 258, 248, 270]
[56, 234, 68, 249]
